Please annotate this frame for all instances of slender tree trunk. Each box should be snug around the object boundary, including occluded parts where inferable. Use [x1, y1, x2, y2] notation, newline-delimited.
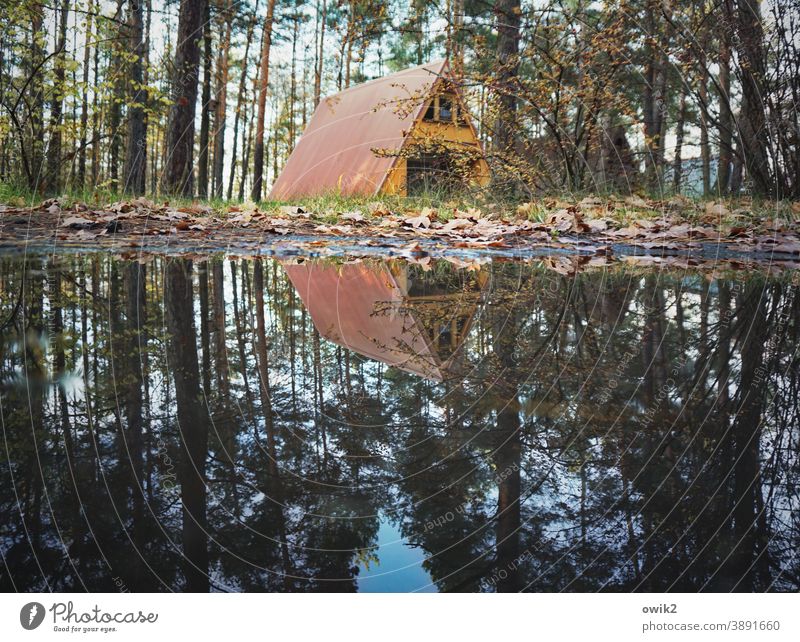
[716, 0, 734, 194]
[288, 14, 298, 152]
[78, 1, 94, 190]
[344, 1, 355, 89]
[108, 0, 126, 191]
[251, 0, 277, 201]
[45, 0, 69, 194]
[672, 87, 688, 193]
[493, 0, 521, 156]
[90, 20, 100, 188]
[197, 0, 213, 199]
[699, 65, 711, 196]
[313, 0, 327, 107]
[212, 0, 234, 198]
[29, 6, 45, 191]
[735, 0, 772, 196]
[227, 0, 259, 200]
[163, 0, 205, 196]
[123, 0, 148, 194]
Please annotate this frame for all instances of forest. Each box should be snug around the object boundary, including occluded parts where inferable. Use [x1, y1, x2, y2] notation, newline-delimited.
[0, 0, 798, 206]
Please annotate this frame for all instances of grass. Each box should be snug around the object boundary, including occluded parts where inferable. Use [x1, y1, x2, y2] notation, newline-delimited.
[1, 181, 796, 229]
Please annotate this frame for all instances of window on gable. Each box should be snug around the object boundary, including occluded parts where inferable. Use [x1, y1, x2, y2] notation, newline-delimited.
[422, 94, 459, 123]
[438, 95, 453, 122]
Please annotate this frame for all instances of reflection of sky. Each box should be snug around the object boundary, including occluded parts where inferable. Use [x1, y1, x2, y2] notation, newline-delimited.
[357, 515, 436, 593]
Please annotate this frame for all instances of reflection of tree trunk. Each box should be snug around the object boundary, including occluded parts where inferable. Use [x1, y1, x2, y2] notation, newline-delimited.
[253, 261, 294, 587]
[253, 261, 278, 481]
[79, 268, 97, 476]
[51, 264, 75, 469]
[491, 299, 523, 592]
[494, 404, 521, 592]
[724, 283, 770, 591]
[165, 259, 209, 593]
[212, 262, 230, 399]
[198, 263, 211, 400]
[124, 262, 146, 588]
[230, 261, 252, 408]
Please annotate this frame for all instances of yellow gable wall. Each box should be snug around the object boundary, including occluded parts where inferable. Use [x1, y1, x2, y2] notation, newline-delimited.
[380, 118, 490, 196]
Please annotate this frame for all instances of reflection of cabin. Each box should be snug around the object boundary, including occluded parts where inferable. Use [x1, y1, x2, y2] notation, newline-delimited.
[283, 261, 487, 381]
[270, 60, 490, 198]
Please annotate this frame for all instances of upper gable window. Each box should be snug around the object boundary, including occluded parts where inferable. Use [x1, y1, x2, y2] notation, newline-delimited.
[439, 95, 453, 122]
[422, 94, 460, 124]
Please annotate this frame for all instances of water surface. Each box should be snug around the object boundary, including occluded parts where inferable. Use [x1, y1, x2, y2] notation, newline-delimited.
[1, 253, 798, 592]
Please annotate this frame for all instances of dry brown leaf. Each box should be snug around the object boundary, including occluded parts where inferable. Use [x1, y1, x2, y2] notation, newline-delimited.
[404, 214, 431, 229]
[585, 218, 609, 232]
[705, 201, 730, 218]
[368, 202, 391, 216]
[60, 216, 94, 228]
[624, 195, 652, 209]
[278, 205, 306, 216]
[341, 210, 366, 223]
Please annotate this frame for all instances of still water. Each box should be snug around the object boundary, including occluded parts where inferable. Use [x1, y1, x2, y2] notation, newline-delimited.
[0, 253, 798, 592]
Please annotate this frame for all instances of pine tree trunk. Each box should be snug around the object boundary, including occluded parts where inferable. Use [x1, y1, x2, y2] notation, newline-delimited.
[123, 0, 148, 194]
[163, 0, 205, 196]
[493, 0, 521, 161]
[227, 1, 258, 200]
[29, 6, 45, 191]
[251, 0, 277, 201]
[78, 1, 94, 190]
[672, 87, 688, 193]
[197, 1, 213, 199]
[716, 0, 734, 194]
[45, 0, 69, 194]
[314, 0, 327, 107]
[735, 0, 772, 196]
[107, 0, 126, 191]
[699, 66, 711, 196]
[212, 1, 234, 198]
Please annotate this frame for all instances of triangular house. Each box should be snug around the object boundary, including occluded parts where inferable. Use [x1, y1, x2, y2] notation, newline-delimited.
[283, 260, 487, 381]
[270, 60, 490, 198]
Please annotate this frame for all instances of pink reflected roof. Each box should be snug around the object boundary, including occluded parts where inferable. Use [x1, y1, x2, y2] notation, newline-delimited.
[269, 60, 448, 199]
[283, 261, 451, 380]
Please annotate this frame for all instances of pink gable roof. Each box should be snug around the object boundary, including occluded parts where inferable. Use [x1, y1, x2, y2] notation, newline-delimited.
[269, 60, 448, 199]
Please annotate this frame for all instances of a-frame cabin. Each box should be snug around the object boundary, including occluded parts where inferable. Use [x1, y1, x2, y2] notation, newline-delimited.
[269, 59, 490, 199]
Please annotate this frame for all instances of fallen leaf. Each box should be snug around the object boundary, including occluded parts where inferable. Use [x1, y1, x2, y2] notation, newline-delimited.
[279, 205, 306, 216]
[705, 201, 729, 218]
[404, 214, 431, 229]
[60, 216, 94, 228]
[368, 202, 391, 216]
[441, 218, 473, 232]
[341, 210, 365, 223]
